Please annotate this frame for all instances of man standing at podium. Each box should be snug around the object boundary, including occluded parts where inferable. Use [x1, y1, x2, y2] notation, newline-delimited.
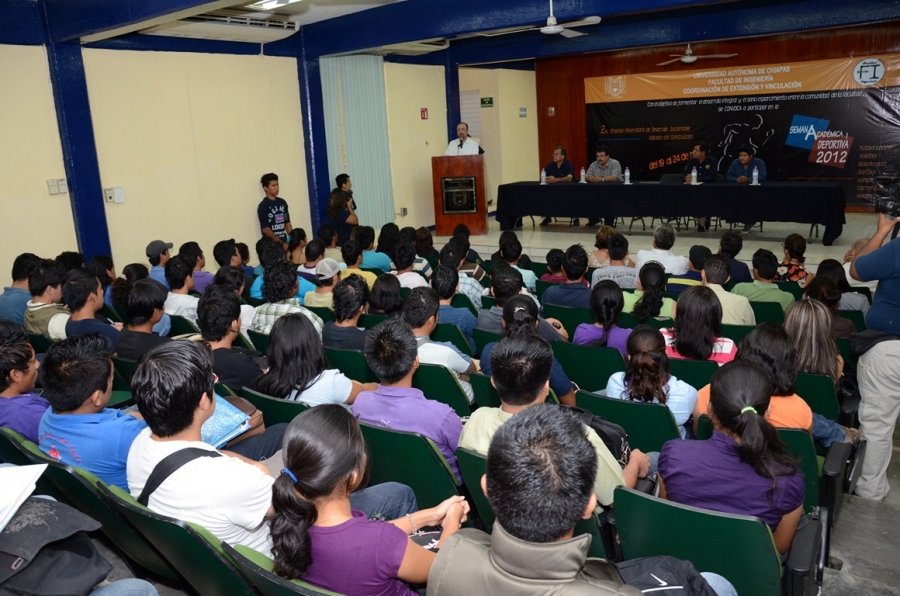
[444, 122, 481, 156]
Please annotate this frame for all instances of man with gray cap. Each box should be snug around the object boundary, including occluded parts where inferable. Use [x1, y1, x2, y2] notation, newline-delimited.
[667, 245, 710, 296]
[303, 258, 342, 310]
[146, 240, 173, 290]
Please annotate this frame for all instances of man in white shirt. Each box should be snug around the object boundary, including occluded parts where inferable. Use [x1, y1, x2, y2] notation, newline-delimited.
[634, 223, 689, 275]
[443, 122, 481, 156]
[702, 254, 756, 326]
[403, 287, 475, 403]
[163, 255, 200, 323]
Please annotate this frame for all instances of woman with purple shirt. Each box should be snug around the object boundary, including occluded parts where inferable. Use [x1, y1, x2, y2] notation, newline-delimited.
[572, 280, 631, 358]
[658, 361, 805, 555]
[0, 321, 49, 443]
[270, 405, 469, 595]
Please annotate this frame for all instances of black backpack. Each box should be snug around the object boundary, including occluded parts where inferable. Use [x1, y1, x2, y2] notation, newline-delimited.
[564, 404, 632, 467]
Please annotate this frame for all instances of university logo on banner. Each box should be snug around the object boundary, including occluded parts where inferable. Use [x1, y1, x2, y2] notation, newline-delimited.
[605, 76, 625, 98]
[854, 58, 885, 86]
[785, 114, 830, 150]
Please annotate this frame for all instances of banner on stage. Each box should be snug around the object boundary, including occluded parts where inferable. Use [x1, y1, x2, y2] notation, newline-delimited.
[584, 55, 900, 205]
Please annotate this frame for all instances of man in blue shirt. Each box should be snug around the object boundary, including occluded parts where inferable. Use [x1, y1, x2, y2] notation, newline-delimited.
[38, 333, 147, 490]
[146, 239, 173, 290]
[542, 245, 591, 311]
[257, 172, 292, 250]
[725, 145, 767, 233]
[0, 253, 40, 326]
[850, 213, 900, 500]
[431, 265, 477, 352]
[540, 146, 574, 226]
[683, 141, 718, 232]
[356, 226, 392, 273]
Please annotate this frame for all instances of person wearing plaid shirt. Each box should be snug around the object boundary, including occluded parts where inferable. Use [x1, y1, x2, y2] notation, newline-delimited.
[250, 260, 323, 336]
[440, 242, 484, 310]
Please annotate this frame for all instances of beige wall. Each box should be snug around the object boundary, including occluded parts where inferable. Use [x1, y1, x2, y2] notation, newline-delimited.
[383, 62, 448, 230]
[83, 49, 309, 270]
[459, 68, 539, 209]
[0, 44, 78, 280]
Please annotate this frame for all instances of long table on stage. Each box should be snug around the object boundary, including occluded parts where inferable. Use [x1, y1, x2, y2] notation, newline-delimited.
[496, 181, 846, 245]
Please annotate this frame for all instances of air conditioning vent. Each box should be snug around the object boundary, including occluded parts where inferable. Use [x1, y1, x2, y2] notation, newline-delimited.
[140, 11, 300, 43]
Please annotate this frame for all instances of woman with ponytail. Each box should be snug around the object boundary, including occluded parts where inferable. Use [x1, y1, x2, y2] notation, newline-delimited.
[271, 405, 469, 593]
[664, 285, 736, 365]
[573, 280, 631, 358]
[658, 361, 805, 554]
[624, 261, 674, 322]
[479, 295, 576, 406]
[605, 325, 697, 438]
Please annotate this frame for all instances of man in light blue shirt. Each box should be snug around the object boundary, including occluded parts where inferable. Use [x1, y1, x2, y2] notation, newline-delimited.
[146, 239, 173, 290]
[0, 253, 40, 325]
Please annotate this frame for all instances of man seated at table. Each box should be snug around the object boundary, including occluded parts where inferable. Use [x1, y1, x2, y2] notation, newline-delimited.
[726, 145, 767, 233]
[540, 146, 574, 227]
[683, 141, 718, 232]
[584, 145, 623, 227]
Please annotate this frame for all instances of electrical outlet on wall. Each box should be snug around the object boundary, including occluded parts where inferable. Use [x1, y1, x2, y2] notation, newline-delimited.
[400, 207, 408, 216]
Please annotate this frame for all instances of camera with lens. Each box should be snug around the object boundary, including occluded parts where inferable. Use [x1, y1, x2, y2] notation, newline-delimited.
[875, 171, 900, 218]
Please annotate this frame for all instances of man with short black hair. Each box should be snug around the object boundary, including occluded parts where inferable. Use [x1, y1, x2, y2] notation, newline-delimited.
[179, 241, 214, 293]
[24, 259, 70, 339]
[116, 279, 172, 361]
[477, 264, 567, 343]
[432, 265, 476, 352]
[0, 253, 41, 326]
[62, 269, 120, 349]
[592, 234, 637, 289]
[249, 241, 315, 303]
[0, 320, 49, 442]
[214, 266, 257, 341]
[146, 239, 173, 289]
[339, 239, 378, 288]
[164, 254, 200, 323]
[392, 242, 428, 289]
[539, 146, 574, 226]
[440, 242, 483, 307]
[38, 333, 147, 490]
[355, 226, 392, 273]
[702, 254, 755, 326]
[634, 223, 689, 275]
[718, 231, 751, 283]
[317, 224, 343, 261]
[354, 318, 463, 479]
[541, 245, 591, 309]
[297, 239, 326, 283]
[667, 245, 709, 296]
[322, 274, 369, 350]
[500, 237, 537, 292]
[333, 173, 357, 211]
[683, 141, 718, 232]
[251, 260, 323, 336]
[258, 172, 292, 250]
[199, 285, 263, 391]
[402, 287, 475, 402]
[584, 146, 623, 227]
[731, 249, 795, 312]
[213, 238, 241, 269]
[54, 251, 84, 273]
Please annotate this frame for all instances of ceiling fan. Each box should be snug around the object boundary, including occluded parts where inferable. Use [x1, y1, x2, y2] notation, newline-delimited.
[478, 0, 601, 38]
[657, 43, 738, 66]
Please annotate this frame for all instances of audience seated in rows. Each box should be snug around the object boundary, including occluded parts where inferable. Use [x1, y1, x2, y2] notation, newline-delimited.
[146, 240, 172, 289]
[573, 281, 632, 358]
[163, 254, 200, 323]
[63, 268, 120, 351]
[270, 406, 467, 594]
[368, 273, 403, 317]
[354, 318, 464, 480]
[451, 223, 481, 263]
[478, 263, 567, 343]
[667, 245, 709, 296]
[198, 285, 263, 391]
[303, 258, 341, 310]
[450, 232, 488, 283]
[322, 274, 368, 351]
[0, 320, 48, 442]
[605, 325, 698, 438]
[499, 236, 537, 292]
[251, 260, 323, 336]
[623, 262, 674, 322]
[212, 265, 256, 341]
[460, 333, 650, 507]
[340, 240, 378, 289]
[24, 258, 69, 339]
[591, 233, 637, 289]
[634, 224, 688, 275]
[256, 313, 376, 406]
[414, 226, 440, 269]
[116, 279, 171, 360]
[400, 226, 435, 279]
[39, 333, 147, 490]
[392, 242, 428, 289]
[731, 248, 795, 312]
[663, 286, 736, 365]
[588, 225, 624, 269]
[432, 265, 476, 352]
[702, 255, 755, 326]
[178, 241, 214, 294]
[478, 296, 576, 407]
[718, 231, 751, 284]
[439, 241, 483, 308]
[0, 253, 41, 326]
[541, 245, 591, 310]
[402, 287, 475, 403]
[539, 248, 567, 284]
[251, 240, 315, 303]
[491, 231, 532, 270]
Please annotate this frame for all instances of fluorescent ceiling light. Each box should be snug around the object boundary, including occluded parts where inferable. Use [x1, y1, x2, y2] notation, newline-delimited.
[246, 0, 303, 11]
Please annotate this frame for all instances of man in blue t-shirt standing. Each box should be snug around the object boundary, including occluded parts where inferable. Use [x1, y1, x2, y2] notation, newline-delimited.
[851, 212, 900, 500]
[257, 173, 292, 251]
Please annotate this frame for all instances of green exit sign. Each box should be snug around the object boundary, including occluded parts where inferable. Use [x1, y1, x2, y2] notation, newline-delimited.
[480, 97, 494, 107]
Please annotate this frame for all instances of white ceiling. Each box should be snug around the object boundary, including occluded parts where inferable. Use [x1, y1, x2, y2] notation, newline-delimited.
[246, 0, 407, 26]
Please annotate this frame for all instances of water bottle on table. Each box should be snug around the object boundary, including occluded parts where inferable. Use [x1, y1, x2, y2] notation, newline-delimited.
[624, 167, 631, 184]
[752, 166, 759, 185]
[691, 167, 698, 185]
[579, 167, 587, 183]
[540, 169, 547, 185]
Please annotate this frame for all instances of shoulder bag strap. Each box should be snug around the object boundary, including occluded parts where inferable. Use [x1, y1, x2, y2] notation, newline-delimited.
[137, 447, 222, 506]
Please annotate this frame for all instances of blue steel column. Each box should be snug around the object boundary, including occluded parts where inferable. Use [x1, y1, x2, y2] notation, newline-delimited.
[40, 3, 112, 261]
[296, 33, 331, 231]
[445, 56, 461, 140]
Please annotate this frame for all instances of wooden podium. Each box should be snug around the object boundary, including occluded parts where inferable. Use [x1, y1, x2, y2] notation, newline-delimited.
[431, 155, 487, 236]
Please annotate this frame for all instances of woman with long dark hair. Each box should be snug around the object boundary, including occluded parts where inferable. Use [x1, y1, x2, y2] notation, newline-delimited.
[326, 189, 358, 246]
[624, 262, 674, 322]
[605, 325, 697, 438]
[815, 258, 869, 313]
[287, 229, 307, 265]
[479, 295, 576, 406]
[270, 406, 468, 593]
[776, 233, 815, 287]
[376, 223, 401, 259]
[256, 314, 376, 406]
[658, 361, 805, 554]
[573, 280, 631, 357]
[368, 274, 404, 317]
[664, 285, 736, 365]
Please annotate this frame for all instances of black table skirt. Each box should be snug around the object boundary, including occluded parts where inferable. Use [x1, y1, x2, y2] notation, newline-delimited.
[496, 181, 846, 245]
